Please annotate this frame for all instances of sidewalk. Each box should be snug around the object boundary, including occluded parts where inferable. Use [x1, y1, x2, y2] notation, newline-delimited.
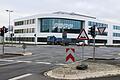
[46, 60, 120, 80]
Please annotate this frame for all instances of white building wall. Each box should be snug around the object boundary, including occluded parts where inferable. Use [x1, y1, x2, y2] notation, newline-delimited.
[107, 24, 113, 45]
[5, 12, 120, 45]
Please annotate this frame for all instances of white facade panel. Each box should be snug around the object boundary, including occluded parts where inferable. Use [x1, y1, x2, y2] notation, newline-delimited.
[5, 12, 120, 45]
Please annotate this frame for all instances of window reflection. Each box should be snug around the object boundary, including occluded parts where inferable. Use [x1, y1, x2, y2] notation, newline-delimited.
[41, 18, 83, 33]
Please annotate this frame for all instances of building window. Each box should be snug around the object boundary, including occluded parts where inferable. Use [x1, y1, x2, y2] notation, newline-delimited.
[27, 20, 29, 24]
[88, 31, 108, 36]
[37, 37, 47, 42]
[7, 37, 35, 42]
[14, 21, 24, 26]
[14, 19, 35, 26]
[113, 40, 120, 44]
[14, 28, 35, 33]
[88, 21, 108, 28]
[40, 18, 83, 33]
[113, 33, 120, 37]
[88, 39, 107, 43]
[31, 28, 35, 33]
[113, 25, 120, 30]
[32, 19, 35, 24]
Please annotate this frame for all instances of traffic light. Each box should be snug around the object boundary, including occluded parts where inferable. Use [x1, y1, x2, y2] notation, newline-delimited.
[0, 27, 4, 37]
[0, 26, 8, 37]
[5, 28, 8, 33]
[89, 25, 96, 38]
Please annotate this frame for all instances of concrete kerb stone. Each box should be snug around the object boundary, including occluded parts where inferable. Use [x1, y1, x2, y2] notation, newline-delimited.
[46, 61, 120, 80]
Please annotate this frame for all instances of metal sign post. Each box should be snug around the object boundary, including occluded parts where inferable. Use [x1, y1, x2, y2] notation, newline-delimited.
[89, 25, 96, 61]
[77, 29, 89, 65]
[2, 27, 5, 55]
[34, 34, 36, 45]
[82, 40, 85, 61]
[1, 26, 9, 55]
[76, 29, 89, 70]
[2, 36, 5, 55]
[22, 43, 26, 53]
[11, 33, 14, 46]
[93, 37, 95, 61]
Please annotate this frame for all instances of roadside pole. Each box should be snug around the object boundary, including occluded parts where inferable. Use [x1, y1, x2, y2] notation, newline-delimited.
[82, 40, 85, 61]
[93, 37, 95, 61]
[1, 26, 9, 55]
[76, 29, 89, 70]
[34, 34, 36, 45]
[77, 29, 89, 64]
[2, 35, 5, 55]
[22, 43, 26, 53]
[2, 27, 5, 55]
[11, 33, 14, 46]
[89, 25, 96, 61]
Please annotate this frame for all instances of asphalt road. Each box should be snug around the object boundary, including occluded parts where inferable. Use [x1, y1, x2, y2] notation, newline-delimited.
[0, 44, 120, 80]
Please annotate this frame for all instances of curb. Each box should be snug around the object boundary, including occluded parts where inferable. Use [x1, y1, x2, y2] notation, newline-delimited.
[45, 62, 120, 80]
[87, 58, 115, 60]
[5, 52, 32, 56]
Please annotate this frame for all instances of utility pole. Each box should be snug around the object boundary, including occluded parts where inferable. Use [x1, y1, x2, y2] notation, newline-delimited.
[6, 10, 13, 45]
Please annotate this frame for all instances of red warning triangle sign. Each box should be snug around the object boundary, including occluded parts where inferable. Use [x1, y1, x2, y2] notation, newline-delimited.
[77, 29, 89, 40]
[97, 27, 106, 34]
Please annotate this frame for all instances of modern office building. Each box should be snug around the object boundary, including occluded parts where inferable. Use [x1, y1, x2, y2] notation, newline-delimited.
[5, 11, 120, 45]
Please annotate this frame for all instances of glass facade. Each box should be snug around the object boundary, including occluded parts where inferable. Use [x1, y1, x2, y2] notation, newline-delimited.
[40, 18, 83, 33]
[113, 25, 120, 30]
[113, 33, 120, 37]
[14, 19, 35, 26]
[6, 37, 35, 42]
[88, 31, 107, 36]
[113, 40, 120, 44]
[88, 21, 108, 28]
[14, 28, 35, 33]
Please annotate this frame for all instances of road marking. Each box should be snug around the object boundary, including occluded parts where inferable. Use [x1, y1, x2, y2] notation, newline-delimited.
[9, 73, 32, 80]
[0, 59, 66, 65]
[0, 59, 14, 62]
[0, 62, 21, 66]
[55, 63, 65, 66]
[35, 62, 51, 64]
[16, 60, 32, 63]
[0, 59, 52, 65]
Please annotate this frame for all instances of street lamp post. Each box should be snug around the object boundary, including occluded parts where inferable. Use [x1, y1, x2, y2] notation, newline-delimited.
[6, 10, 13, 45]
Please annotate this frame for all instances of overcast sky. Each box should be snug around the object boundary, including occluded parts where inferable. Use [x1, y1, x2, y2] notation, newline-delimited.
[0, 0, 120, 27]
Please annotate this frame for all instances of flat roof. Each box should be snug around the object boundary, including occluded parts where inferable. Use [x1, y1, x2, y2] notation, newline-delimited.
[53, 11, 96, 19]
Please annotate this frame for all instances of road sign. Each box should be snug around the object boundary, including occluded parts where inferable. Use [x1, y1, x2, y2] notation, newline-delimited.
[66, 48, 75, 62]
[97, 27, 106, 34]
[77, 29, 89, 40]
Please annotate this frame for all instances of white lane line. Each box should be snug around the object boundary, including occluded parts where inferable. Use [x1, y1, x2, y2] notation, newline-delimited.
[55, 63, 66, 66]
[0, 62, 21, 66]
[0, 59, 53, 65]
[9, 73, 32, 80]
[35, 62, 51, 64]
[16, 60, 32, 63]
[0, 59, 14, 62]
